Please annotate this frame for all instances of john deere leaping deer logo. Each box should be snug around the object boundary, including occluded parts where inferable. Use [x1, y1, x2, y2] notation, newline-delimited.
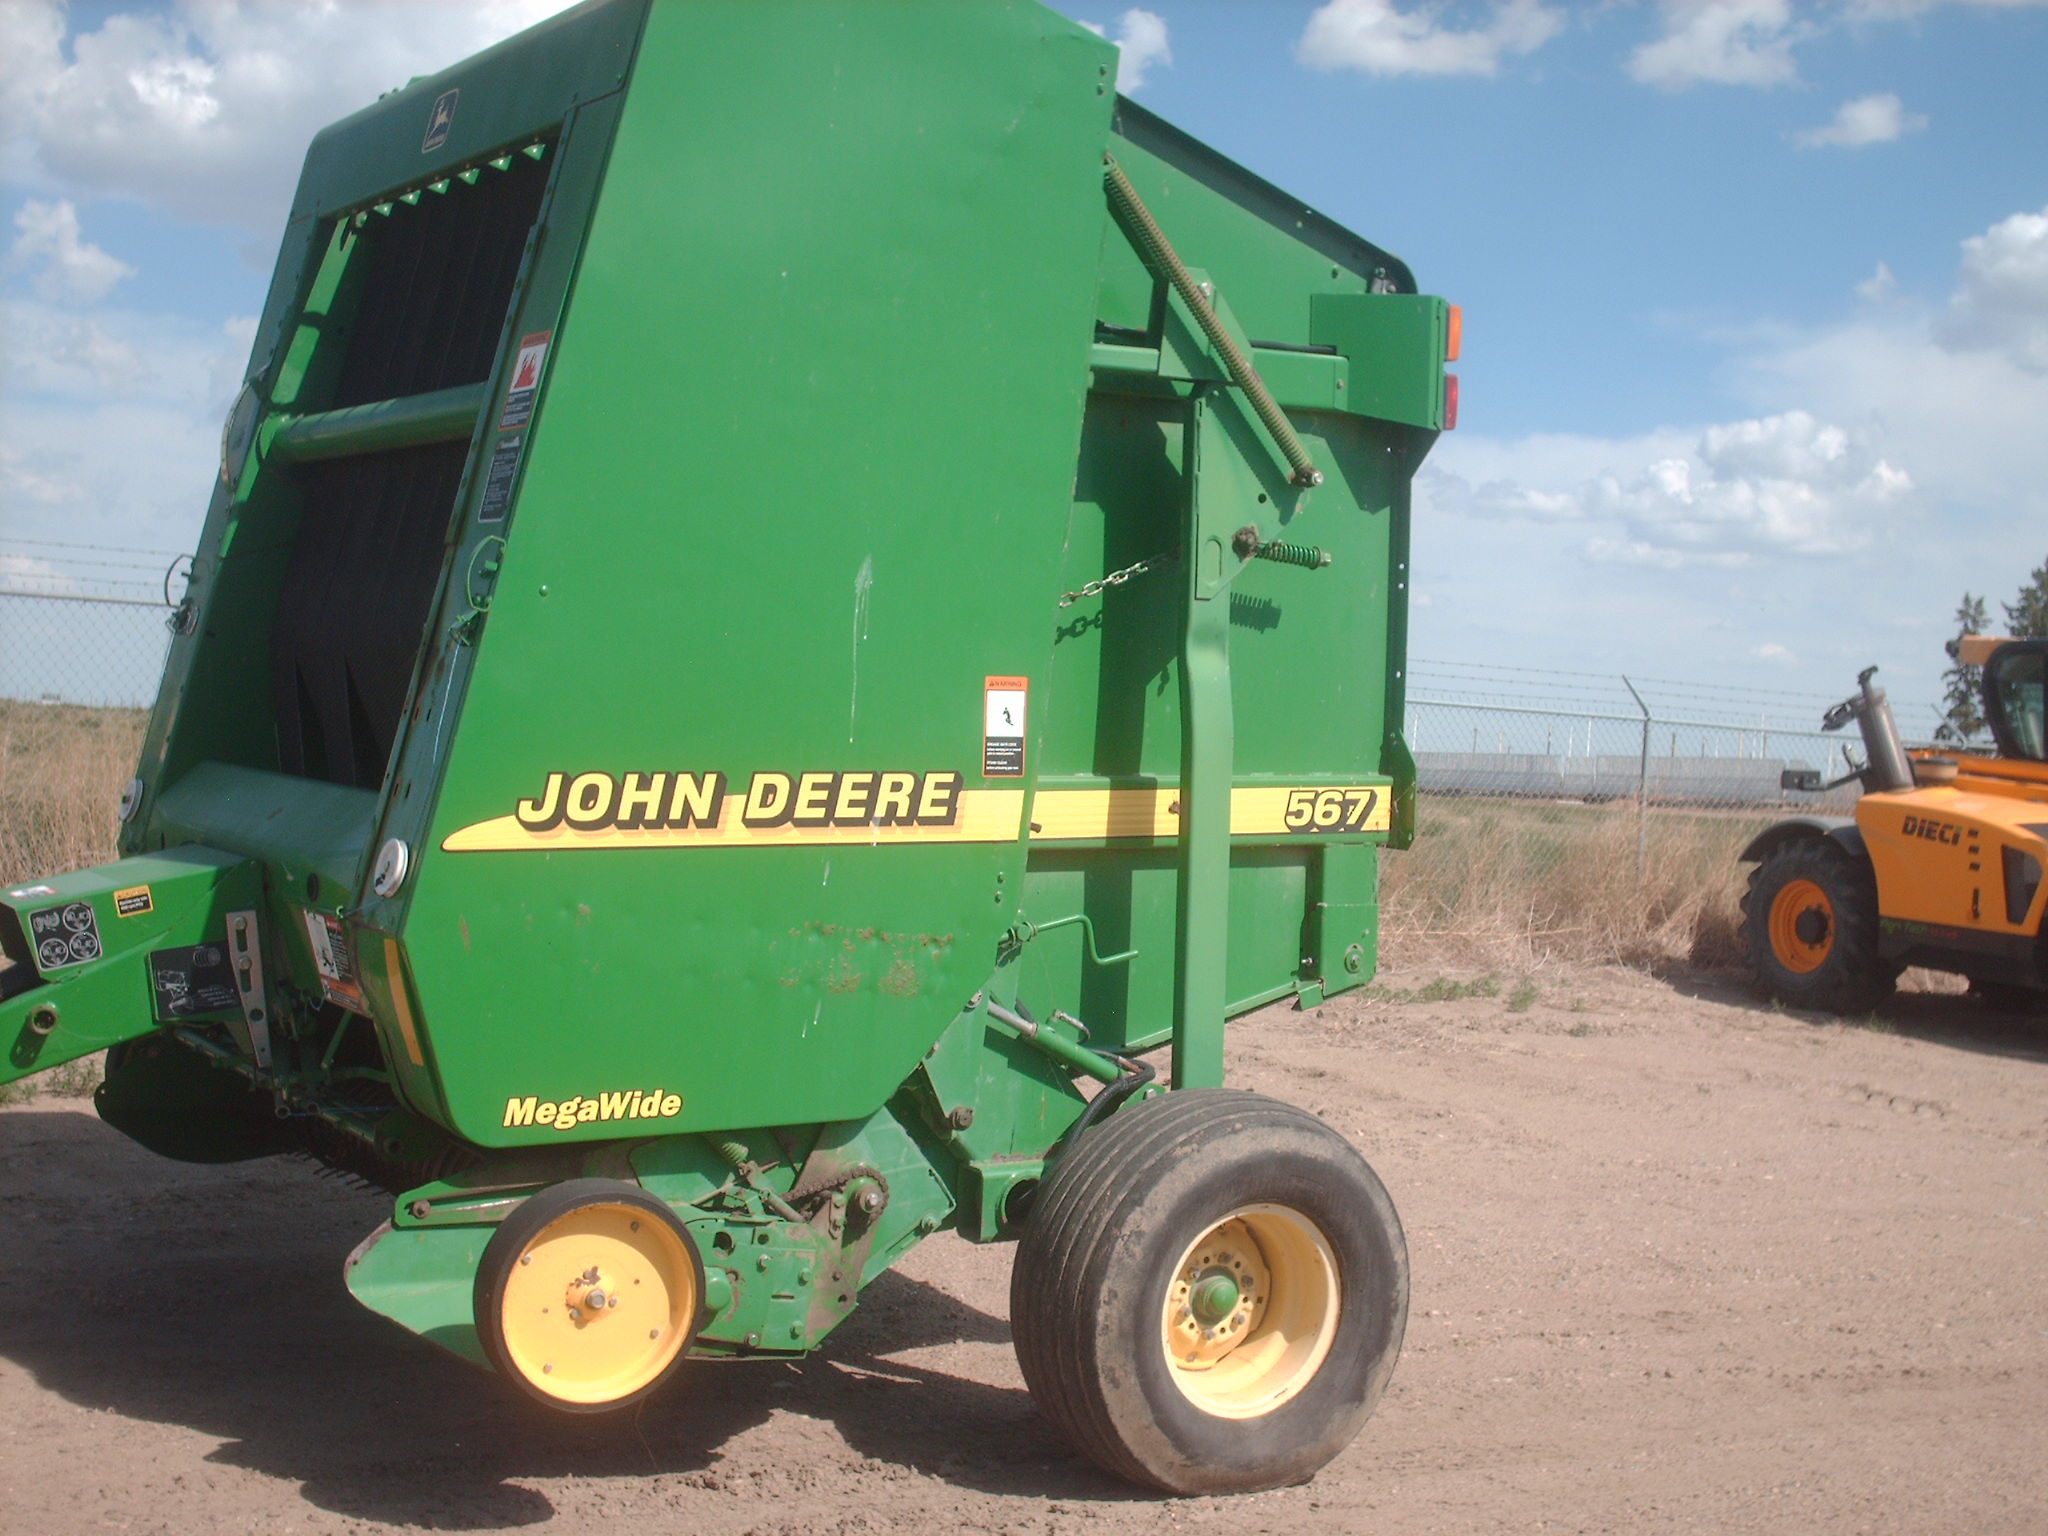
[423, 88, 459, 152]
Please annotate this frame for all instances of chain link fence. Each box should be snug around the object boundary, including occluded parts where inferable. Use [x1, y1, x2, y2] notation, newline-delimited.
[0, 591, 178, 709]
[1382, 663, 1938, 966]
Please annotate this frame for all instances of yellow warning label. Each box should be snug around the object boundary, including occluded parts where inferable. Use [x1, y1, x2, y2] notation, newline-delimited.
[112, 885, 154, 918]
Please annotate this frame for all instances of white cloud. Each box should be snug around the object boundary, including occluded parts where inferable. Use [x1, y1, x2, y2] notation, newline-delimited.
[1751, 641, 1797, 663]
[3, 0, 576, 236]
[1934, 205, 2048, 371]
[1427, 409, 1913, 568]
[1081, 9, 1173, 92]
[1793, 92, 1927, 148]
[1418, 203, 2048, 702]
[6, 199, 135, 305]
[1628, 2, 2048, 92]
[0, 293, 257, 555]
[1628, 0, 1804, 89]
[1298, 0, 1563, 78]
[1856, 260, 1899, 302]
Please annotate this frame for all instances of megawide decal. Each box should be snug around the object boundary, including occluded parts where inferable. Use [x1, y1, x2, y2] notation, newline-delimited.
[504, 1088, 683, 1132]
[443, 768, 1027, 852]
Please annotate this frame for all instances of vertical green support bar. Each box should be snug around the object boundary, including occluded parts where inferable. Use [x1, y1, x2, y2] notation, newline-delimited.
[1172, 388, 1234, 1089]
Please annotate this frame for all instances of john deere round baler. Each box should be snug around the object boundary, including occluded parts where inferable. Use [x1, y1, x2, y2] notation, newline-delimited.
[0, 0, 1456, 1494]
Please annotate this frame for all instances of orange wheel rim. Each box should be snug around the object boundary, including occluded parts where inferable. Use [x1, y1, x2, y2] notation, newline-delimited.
[1768, 879, 1834, 974]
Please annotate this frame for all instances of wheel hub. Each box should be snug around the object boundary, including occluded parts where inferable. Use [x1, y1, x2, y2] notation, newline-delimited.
[1189, 1271, 1241, 1326]
[1158, 1203, 1345, 1419]
[1768, 877, 1837, 974]
[1167, 1222, 1270, 1367]
[565, 1265, 616, 1322]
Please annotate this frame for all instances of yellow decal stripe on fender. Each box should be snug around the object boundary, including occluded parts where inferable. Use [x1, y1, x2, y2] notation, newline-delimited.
[383, 937, 426, 1067]
[443, 789, 1028, 852]
[1028, 785, 1393, 839]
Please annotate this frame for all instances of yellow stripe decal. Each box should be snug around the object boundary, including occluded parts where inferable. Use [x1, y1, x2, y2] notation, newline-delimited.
[383, 937, 425, 1067]
[1030, 785, 1392, 839]
[443, 789, 1028, 852]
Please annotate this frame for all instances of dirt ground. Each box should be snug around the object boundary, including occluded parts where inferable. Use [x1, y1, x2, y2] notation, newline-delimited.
[2, 964, 2043, 1536]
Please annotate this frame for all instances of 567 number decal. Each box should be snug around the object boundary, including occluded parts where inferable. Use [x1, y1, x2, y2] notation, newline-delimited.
[1283, 786, 1381, 833]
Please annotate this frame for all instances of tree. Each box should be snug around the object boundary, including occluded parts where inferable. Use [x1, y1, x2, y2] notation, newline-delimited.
[1935, 558, 2048, 746]
[2004, 558, 2048, 639]
[1936, 592, 1990, 745]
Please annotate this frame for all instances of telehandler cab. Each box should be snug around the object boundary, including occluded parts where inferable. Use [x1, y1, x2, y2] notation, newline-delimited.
[1742, 639, 2048, 1012]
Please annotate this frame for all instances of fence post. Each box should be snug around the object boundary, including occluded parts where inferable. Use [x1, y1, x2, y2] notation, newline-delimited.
[1621, 675, 1650, 882]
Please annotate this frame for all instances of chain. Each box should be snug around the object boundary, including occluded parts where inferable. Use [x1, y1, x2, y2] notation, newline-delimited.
[1058, 549, 1174, 609]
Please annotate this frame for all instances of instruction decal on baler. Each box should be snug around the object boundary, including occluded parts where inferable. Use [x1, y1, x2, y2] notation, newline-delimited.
[984, 676, 1027, 777]
[477, 432, 523, 522]
[27, 901, 101, 970]
[302, 911, 366, 1011]
[498, 331, 551, 430]
[150, 944, 240, 1019]
[442, 767, 1029, 851]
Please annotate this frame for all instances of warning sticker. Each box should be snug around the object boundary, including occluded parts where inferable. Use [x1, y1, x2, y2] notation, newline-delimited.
[983, 676, 1028, 778]
[478, 432, 524, 522]
[28, 901, 102, 971]
[7, 884, 56, 900]
[114, 885, 154, 918]
[149, 944, 240, 1019]
[302, 911, 366, 1012]
[498, 330, 552, 430]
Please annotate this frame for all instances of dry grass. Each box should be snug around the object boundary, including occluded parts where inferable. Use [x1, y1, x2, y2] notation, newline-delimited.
[1, 701, 142, 1100]
[0, 698, 144, 888]
[1380, 796, 1766, 972]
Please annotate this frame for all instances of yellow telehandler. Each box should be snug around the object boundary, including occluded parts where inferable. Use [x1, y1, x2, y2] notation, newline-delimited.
[1741, 638, 2048, 1011]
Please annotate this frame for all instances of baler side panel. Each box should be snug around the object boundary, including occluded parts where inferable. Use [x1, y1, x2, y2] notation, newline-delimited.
[409, 3, 1122, 1145]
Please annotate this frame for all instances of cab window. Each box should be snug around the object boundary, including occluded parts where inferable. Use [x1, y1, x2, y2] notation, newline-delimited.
[1988, 648, 2046, 761]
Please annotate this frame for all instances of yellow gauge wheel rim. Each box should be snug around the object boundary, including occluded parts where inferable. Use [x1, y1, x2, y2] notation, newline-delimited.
[1160, 1204, 1341, 1419]
[1768, 878, 1835, 974]
[495, 1200, 697, 1406]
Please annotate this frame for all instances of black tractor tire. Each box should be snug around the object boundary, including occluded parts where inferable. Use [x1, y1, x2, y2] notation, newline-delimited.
[1742, 838, 1896, 1014]
[1010, 1089, 1407, 1496]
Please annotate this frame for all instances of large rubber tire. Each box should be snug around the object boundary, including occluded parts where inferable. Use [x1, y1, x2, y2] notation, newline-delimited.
[1010, 1090, 1407, 1495]
[1742, 838, 1896, 1014]
[474, 1178, 704, 1413]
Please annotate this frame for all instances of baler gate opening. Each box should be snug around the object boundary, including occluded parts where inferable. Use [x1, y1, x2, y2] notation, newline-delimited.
[266, 141, 554, 793]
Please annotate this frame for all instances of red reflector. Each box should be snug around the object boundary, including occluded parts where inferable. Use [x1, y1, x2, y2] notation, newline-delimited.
[1445, 304, 1462, 362]
[1443, 373, 1459, 430]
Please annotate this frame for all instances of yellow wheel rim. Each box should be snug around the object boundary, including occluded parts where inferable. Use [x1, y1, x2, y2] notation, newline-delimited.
[1769, 878, 1834, 974]
[496, 1200, 696, 1406]
[1160, 1204, 1340, 1419]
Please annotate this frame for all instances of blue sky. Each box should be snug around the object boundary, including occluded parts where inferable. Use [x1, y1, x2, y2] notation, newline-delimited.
[5, 0, 2048, 727]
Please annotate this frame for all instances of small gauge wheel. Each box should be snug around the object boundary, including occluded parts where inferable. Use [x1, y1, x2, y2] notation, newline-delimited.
[474, 1179, 704, 1412]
